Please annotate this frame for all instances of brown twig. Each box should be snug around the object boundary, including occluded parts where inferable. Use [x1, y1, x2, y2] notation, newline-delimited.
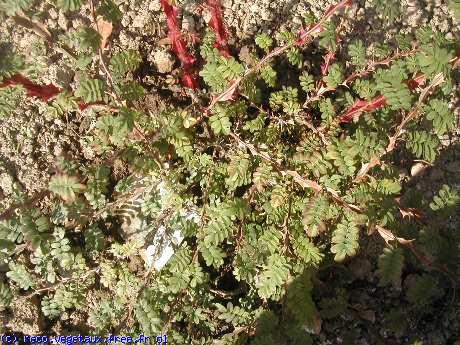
[89, 0, 119, 102]
[24, 268, 99, 299]
[205, 0, 352, 112]
[354, 73, 445, 182]
[13, 14, 76, 59]
[304, 48, 419, 109]
[0, 190, 50, 221]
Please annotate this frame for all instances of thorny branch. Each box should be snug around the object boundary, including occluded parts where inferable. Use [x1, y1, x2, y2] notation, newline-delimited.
[206, 0, 353, 111]
[303, 47, 418, 108]
[354, 73, 445, 182]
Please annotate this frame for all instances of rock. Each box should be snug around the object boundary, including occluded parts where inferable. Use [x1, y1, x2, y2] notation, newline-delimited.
[182, 15, 195, 32]
[148, 0, 161, 12]
[57, 12, 69, 30]
[49, 8, 58, 20]
[152, 50, 175, 73]
[132, 14, 148, 28]
[410, 162, 428, 176]
[0, 173, 13, 195]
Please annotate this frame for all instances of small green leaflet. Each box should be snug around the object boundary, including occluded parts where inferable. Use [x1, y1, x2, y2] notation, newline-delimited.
[49, 175, 85, 201]
[56, 0, 86, 11]
[424, 99, 454, 135]
[75, 78, 106, 103]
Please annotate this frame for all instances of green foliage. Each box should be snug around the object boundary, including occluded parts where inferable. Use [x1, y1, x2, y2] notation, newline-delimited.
[302, 194, 329, 237]
[72, 27, 101, 51]
[200, 55, 244, 92]
[256, 253, 290, 299]
[49, 175, 85, 201]
[75, 78, 106, 103]
[96, 108, 139, 146]
[319, 288, 348, 319]
[0, 282, 12, 309]
[330, 215, 359, 262]
[97, 0, 122, 22]
[424, 99, 454, 135]
[324, 63, 343, 88]
[0, 2, 457, 342]
[0, 86, 24, 118]
[209, 105, 232, 135]
[377, 247, 404, 286]
[325, 138, 359, 176]
[56, 0, 86, 12]
[405, 274, 443, 306]
[269, 86, 300, 115]
[299, 72, 314, 92]
[6, 262, 35, 290]
[450, 0, 460, 19]
[348, 40, 366, 68]
[353, 79, 375, 100]
[225, 152, 252, 190]
[41, 295, 62, 318]
[319, 22, 337, 50]
[292, 235, 323, 266]
[319, 98, 335, 123]
[0, 0, 33, 15]
[429, 185, 460, 214]
[110, 50, 142, 78]
[0, 43, 24, 79]
[260, 65, 277, 87]
[255, 33, 273, 51]
[373, 0, 401, 21]
[417, 45, 452, 79]
[405, 131, 439, 162]
[117, 82, 145, 101]
[375, 65, 412, 110]
[216, 302, 251, 327]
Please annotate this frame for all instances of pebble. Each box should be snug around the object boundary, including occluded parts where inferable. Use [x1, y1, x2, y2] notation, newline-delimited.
[49, 8, 58, 20]
[57, 13, 69, 30]
[152, 50, 175, 73]
[148, 0, 161, 12]
[182, 15, 196, 32]
[410, 162, 427, 176]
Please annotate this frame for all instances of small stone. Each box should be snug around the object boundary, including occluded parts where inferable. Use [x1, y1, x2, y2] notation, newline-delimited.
[238, 46, 253, 64]
[121, 16, 131, 28]
[57, 13, 69, 30]
[152, 50, 175, 73]
[410, 162, 428, 176]
[148, 0, 161, 11]
[49, 8, 58, 20]
[132, 14, 147, 28]
[182, 15, 195, 32]
[0, 173, 14, 195]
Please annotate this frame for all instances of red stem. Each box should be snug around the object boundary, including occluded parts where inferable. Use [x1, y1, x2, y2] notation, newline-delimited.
[206, 0, 231, 57]
[160, 0, 198, 89]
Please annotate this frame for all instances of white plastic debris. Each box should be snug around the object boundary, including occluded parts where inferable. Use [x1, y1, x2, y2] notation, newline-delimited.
[144, 227, 184, 270]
